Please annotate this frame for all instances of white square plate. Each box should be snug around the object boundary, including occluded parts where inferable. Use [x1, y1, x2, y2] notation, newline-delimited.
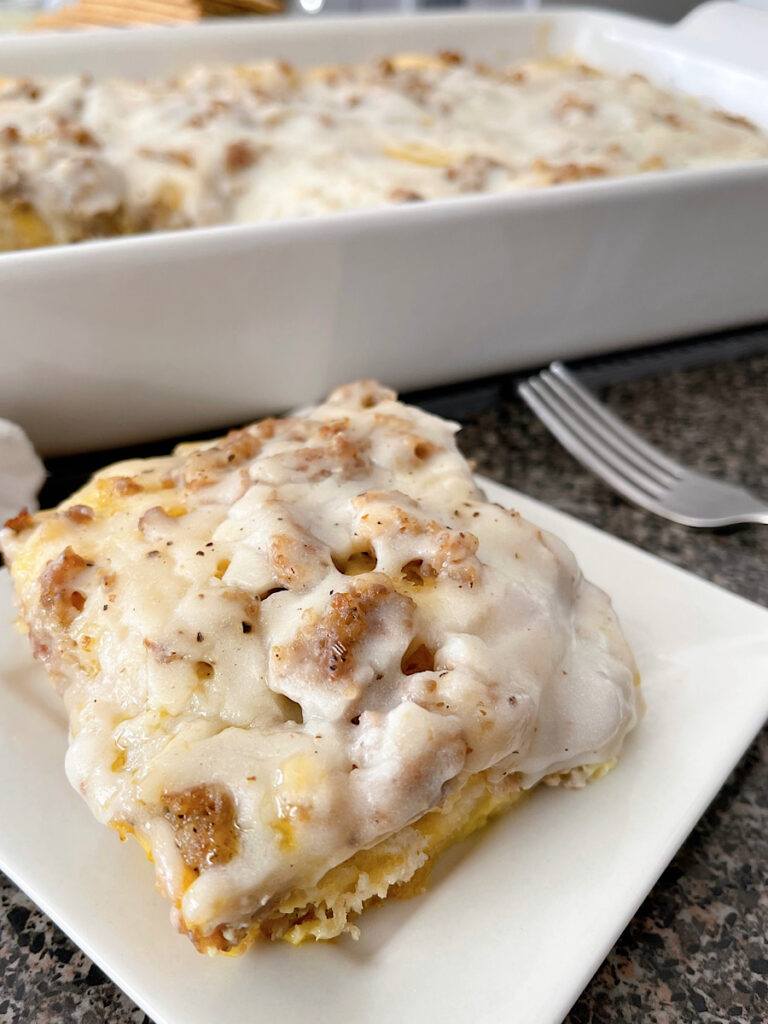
[1, 479, 767, 1024]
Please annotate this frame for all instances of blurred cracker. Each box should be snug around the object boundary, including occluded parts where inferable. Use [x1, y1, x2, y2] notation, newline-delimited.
[30, 0, 201, 30]
[76, 0, 200, 22]
[30, 0, 281, 30]
[201, 0, 281, 14]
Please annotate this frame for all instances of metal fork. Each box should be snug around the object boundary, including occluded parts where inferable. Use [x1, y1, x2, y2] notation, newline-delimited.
[518, 362, 768, 528]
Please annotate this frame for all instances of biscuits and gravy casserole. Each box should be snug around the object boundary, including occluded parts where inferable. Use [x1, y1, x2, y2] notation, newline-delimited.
[1, 382, 642, 953]
[1, 50, 766, 251]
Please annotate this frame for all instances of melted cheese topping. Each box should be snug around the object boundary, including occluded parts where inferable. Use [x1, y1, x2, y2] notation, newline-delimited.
[1, 382, 641, 949]
[0, 53, 766, 246]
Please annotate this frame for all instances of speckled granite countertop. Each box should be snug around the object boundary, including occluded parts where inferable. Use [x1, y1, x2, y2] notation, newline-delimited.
[2, 337, 767, 1024]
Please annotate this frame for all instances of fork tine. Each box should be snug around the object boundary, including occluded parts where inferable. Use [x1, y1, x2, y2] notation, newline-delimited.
[518, 380, 663, 511]
[549, 362, 684, 479]
[526, 377, 667, 497]
[540, 370, 675, 488]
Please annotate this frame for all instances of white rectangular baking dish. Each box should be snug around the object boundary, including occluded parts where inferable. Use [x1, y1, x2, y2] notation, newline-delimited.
[1, 0, 767, 454]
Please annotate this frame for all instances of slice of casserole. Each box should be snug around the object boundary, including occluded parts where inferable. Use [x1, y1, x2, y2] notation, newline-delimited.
[1, 382, 642, 953]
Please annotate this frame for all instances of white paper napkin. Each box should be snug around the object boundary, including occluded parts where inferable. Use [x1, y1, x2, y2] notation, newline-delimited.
[0, 419, 46, 526]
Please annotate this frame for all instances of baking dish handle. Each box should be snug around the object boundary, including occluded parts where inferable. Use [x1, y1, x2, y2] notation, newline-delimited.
[677, 1, 768, 75]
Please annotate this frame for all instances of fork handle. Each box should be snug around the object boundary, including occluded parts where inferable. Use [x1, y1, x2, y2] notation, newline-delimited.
[744, 509, 768, 525]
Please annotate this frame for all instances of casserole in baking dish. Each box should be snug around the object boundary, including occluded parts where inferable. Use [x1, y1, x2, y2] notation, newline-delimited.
[1, 47, 766, 252]
[1, 2, 768, 454]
